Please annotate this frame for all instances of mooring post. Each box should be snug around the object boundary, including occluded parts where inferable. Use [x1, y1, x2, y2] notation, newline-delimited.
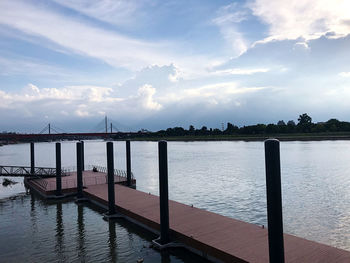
[107, 142, 116, 215]
[56, 142, 62, 196]
[126, 140, 131, 187]
[158, 140, 170, 244]
[76, 142, 83, 199]
[264, 139, 285, 263]
[30, 142, 35, 174]
[81, 141, 85, 171]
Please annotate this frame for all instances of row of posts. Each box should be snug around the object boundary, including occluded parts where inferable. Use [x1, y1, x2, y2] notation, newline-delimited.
[30, 139, 284, 263]
[29, 140, 133, 197]
[152, 139, 285, 261]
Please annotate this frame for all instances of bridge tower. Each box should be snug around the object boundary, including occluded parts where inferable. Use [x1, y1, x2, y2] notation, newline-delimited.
[105, 116, 108, 134]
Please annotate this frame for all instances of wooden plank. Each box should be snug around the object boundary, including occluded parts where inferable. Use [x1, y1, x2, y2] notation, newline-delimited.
[84, 183, 350, 263]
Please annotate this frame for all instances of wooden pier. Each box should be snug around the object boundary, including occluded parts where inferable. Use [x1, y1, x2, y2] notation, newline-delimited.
[25, 174, 350, 263]
[19, 140, 350, 262]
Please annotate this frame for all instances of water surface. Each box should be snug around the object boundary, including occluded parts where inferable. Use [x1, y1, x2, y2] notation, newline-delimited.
[1, 140, 350, 261]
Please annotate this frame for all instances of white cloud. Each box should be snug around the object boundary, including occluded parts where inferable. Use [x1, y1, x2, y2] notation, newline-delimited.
[212, 3, 248, 56]
[294, 42, 310, 50]
[0, 57, 70, 77]
[0, 1, 171, 71]
[0, 83, 164, 123]
[339, 72, 350, 77]
[213, 68, 270, 76]
[0, 84, 113, 108]
[250, 0, 350, 42]
[160, 82, 266, 104]
[168, 66, 183, 82]
[0, 0, 221, 78]
[136, 84, 162, 110]
[53, 0, 141, 27]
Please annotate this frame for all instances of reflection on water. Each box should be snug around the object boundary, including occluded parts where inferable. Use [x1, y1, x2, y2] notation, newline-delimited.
[77, 204, 86, 261]
[55, 202, 65, 262]
[161, 251, 171, 263]
[108, 220, 117, 262]
[0, 194, 209, 263]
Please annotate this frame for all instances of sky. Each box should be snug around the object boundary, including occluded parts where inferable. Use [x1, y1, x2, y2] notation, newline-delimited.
[1, 0, 350, 132]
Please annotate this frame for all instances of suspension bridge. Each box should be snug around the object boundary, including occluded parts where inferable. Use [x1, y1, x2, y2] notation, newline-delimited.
[0, 116, 140, 142]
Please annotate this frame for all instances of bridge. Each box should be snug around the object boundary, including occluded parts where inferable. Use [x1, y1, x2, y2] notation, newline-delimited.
[0, 116, 144, 142]
[0, 132, 135, 142]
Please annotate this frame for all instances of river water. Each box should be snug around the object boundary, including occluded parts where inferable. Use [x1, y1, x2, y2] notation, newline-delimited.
[1, 140, 350, 262]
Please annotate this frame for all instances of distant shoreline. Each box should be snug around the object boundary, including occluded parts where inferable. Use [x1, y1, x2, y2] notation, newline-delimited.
[125, 133, 350, 142]
[2, 133, 350, 144]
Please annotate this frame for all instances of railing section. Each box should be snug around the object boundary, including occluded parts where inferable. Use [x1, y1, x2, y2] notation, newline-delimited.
[30, 165, 133, 191]
[0, 165, 61, 177]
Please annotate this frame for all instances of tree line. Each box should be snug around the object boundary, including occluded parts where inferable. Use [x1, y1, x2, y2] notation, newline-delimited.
[136, 113, 350, 137]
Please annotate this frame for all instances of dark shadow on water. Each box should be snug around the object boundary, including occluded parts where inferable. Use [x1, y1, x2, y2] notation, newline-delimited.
[30, 193, 38, 233]
[108, 220, 117, 262]
[161, 250, 171, 263]
[77, 203, 86, 261]
[55, 202, 66, 262]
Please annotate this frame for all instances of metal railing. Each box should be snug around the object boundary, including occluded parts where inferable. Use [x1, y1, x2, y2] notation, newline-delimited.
[27, 165, 134, 191]
[88, 165, 134, 180]
[0, 165, 60, 177]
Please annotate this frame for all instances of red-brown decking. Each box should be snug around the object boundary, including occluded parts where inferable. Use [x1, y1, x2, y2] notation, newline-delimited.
[84, 183, 350, 263]
[26, 175, 350, 263]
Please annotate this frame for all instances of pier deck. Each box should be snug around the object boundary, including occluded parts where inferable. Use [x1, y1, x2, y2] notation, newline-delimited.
[84, 183, 350, 263]
[26, 176, 350, 263]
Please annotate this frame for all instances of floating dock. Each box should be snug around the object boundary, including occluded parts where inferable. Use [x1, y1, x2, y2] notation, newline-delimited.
[24, 170, 350, 263]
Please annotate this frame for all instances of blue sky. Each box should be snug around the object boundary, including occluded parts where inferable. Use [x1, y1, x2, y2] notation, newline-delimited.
[1, 0, 350, 132]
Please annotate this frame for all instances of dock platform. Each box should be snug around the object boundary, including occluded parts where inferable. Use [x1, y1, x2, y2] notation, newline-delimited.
[25, 175, 350, 263]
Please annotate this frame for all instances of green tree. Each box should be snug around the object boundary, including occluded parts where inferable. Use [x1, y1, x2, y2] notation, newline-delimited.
[224, 122, 238, 134]
[188, 125, 195, 135]
[297, 113, 313, 132]
[298, 113, 312, 125]
[277, 120, 286, 126]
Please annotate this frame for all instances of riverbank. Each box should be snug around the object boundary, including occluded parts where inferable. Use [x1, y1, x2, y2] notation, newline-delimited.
[126, 132, 350, 142]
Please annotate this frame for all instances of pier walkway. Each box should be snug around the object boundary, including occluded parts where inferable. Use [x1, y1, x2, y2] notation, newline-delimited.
[25, 175, 350, 263]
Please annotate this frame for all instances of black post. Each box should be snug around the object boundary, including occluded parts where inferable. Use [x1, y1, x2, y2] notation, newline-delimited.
[126, 140, 131, 187]
[264, 139, 285, 263]
[30, 142, 35, 174]
[81, 141, 85, 171]
[107, 142, 116, 215]
[56, 142, 62, 196]
[76, 142, 83, 199]
[158, 141, 170, 244]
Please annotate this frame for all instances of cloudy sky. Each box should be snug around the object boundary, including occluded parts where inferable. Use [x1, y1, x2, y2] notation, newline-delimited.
[1, 0, 350, 132]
